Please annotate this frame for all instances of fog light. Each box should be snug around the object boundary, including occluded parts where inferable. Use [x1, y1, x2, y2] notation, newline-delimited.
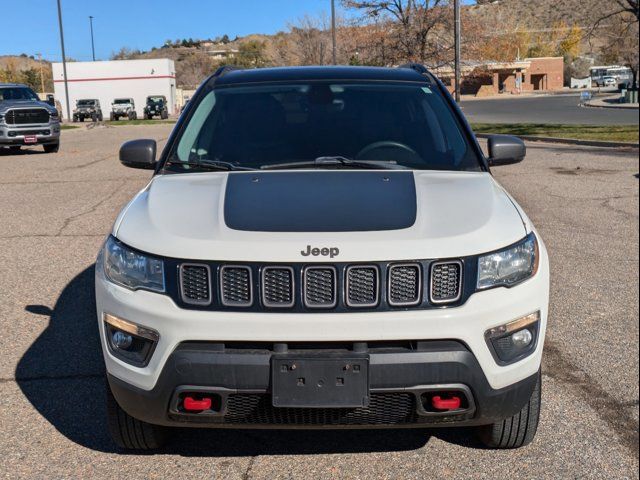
[485, 311, 540, 365]
[112, 330, 133, 349]
[511, 328, 533, 347]
[103, 313, 159, 367]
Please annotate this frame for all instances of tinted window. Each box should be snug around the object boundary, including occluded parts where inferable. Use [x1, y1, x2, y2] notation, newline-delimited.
[0, 87, 39, 102]
[172, 83, 480, 171]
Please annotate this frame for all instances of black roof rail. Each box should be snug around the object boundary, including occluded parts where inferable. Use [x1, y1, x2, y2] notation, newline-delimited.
[397, 63, 430, 75]
[213, 65, 240, 77]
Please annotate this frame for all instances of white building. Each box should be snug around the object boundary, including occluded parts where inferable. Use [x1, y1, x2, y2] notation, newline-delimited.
[52, 59, 177, 120]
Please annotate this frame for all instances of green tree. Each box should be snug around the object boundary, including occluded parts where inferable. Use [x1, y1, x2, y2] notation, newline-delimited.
[235, 40, 269, 68]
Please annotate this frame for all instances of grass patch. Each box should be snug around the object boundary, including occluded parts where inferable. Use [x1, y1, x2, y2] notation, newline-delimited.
[471, 123, 639, 143]
[60, 124, 80, 130]
[105, 119, 176, 126]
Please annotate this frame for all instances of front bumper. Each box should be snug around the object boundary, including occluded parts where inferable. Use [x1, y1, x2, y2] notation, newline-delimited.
[107, 341, 540, 428]
[0, 123, 60, 145]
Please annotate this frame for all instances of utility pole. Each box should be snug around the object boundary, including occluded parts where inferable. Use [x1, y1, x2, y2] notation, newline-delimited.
[56, 0, 71, 121]
[36, 53, 45, 95]
[454, 0, 461, 103]
[331, 0, 337, 65]
[89, 16, 96, 61]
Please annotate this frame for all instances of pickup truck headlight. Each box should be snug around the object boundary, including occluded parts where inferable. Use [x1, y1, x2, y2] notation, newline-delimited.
[103, 236, 165, 292]
[477, 233, 539, 289]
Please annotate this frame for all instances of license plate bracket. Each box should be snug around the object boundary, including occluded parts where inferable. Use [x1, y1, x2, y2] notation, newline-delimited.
[272, 356, 369, 408]
[24, 135, 37, 144]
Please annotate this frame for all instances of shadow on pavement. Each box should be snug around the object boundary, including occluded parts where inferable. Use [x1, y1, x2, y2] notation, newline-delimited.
[16, 266, 480, 456]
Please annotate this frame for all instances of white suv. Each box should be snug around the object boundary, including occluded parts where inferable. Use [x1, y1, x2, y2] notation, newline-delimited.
[96, 65, 549, 450]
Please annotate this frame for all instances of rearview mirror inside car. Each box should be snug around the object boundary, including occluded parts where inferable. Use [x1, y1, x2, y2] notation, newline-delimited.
[487, 135, 526, 166]
[119, 139, 157, 169]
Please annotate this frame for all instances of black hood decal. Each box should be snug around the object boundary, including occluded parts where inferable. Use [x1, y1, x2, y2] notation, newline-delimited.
[224, 171, 416, 232]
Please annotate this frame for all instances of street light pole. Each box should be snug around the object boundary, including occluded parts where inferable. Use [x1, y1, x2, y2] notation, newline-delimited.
[454, 0, 461, 103]
[37, 53, 45, 95]
[89, 16, 96, 61]
[331, 0, 337, 65]
[56, 0, 71, 121]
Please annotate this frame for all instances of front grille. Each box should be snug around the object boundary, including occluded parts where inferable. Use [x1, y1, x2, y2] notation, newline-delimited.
[224, 393, 417, 425]
[5, 108, 50, 125]
[174, 260, 464, 311]
[430, 261, 462, 303]
[346, 266, 379, 307]
[304, 267, 337, 308]
[262, 267, 295, 307]
[179, 264, 211, 305]
[220, 266, 252, 306]
[388, 264, 421, 306]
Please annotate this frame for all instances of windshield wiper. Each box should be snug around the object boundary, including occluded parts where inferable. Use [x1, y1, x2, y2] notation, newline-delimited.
[165, 159, 255, 171]
[261, 156, 402, 170]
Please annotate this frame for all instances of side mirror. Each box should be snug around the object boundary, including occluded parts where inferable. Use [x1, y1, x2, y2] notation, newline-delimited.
[119, 139, 157, 169]
[487, 135, 526, 166]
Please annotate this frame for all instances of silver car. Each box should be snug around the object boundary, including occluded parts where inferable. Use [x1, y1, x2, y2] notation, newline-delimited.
[0, 83, 60, 153]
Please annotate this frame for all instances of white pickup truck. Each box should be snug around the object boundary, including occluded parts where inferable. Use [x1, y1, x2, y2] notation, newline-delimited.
[96, 65, 549, 450]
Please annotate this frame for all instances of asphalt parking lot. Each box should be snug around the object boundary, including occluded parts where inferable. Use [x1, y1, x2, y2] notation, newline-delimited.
[461, 94, 640, 125]
[0, 124, 638, 479]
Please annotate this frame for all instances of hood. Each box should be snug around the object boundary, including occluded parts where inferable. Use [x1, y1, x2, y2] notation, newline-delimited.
[114, 170, 527, 262]
[0, 99, 56, 114]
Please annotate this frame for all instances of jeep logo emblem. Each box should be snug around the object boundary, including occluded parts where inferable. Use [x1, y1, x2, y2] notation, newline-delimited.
[301, 245, 339, 258]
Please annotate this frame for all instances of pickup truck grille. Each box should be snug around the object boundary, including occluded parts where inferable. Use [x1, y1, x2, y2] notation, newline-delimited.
[174, 259, 463, 311]
[5, 108, 50, 125]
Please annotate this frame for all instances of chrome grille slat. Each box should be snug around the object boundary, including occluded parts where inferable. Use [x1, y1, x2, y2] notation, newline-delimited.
[262, 267, 295, 307]
[220, 266, 253, 307]
[388, 264, 421, 306]
[430, 261, 462, 303]
[346, 266, 379, 307]
[304, 267, 337, 308]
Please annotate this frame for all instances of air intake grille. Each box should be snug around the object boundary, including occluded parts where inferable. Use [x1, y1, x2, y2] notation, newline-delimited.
[220, 266, 252, 306]
[430, 261, 462, 303]
[388, 264, 421, 306]
[346, 266, 379, 307]
[179, 265, 211, 305]
[5, 108, 50, 125]
[304, 267, 336, 308]
[262, 267, 295, 307]
[224, 393, 417, 425]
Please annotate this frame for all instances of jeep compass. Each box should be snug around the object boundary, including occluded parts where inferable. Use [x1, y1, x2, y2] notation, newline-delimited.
[96, 65, 549, 450]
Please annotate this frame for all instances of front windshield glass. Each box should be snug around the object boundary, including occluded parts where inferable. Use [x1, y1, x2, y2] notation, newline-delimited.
[77, 100, 95, 106]
[170, 82, 481, 171]
[114, 99, 130, 104]
[0, 87, 40, 102]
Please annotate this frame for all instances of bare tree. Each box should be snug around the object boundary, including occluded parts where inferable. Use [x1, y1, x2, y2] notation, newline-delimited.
[342, 0, 453, 66]
[589, 0, 639, 87]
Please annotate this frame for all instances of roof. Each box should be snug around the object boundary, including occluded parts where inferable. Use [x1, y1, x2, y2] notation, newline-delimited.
[210, 66, 433, 86]
[0, 83, 28, 87]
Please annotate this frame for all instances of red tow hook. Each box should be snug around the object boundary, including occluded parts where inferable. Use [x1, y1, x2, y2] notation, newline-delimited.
[431, 395, 461, 411]
[183, 396, 212, 411]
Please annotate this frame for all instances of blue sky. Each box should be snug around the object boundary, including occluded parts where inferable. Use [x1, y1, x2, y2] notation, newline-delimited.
[4, 0, 340, 62]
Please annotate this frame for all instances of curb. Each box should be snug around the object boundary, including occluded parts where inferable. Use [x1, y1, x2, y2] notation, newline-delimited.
[583, 101, 639, 110]
[475, 133, 639, 149]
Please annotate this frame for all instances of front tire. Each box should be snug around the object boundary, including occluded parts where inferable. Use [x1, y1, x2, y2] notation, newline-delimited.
[106, 380, 169, 450]
[43, 143, 59, 154]
[476, 369, 541, 449]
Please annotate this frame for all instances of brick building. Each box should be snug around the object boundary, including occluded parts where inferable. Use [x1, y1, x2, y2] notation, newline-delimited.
[437, 57, 564, 96]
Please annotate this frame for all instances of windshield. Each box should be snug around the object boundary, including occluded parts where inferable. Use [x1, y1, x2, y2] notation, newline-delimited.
[169, 82, 481, 171]
[77, 100, 95, 106]
[114, 99, 131, 104]
[148, 97, 164, 104]
[0, 87, 40, 102]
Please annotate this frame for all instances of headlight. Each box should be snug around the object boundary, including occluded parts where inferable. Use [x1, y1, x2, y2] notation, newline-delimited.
[477, 232, 538, 289]
[103, 236, 165, 292]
